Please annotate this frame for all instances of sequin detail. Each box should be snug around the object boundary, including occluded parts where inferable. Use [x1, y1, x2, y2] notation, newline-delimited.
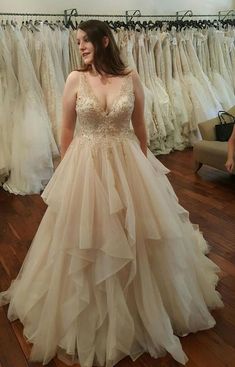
[75, 72, 135, 145]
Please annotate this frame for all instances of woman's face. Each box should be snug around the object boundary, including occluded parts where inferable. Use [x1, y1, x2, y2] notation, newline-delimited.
[77, 29, 95, 65]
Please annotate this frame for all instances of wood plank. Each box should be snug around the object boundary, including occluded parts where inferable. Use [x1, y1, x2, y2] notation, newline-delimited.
[195, 330, 235, 367]
[0, 307, 28, 367]
[209, 253, 235, 278]
[181, 333, 227, 367]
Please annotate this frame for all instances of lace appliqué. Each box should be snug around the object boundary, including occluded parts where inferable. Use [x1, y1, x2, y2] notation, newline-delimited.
[75, 72, 136, 147]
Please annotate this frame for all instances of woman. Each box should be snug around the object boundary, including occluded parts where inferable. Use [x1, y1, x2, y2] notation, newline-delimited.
[0, 20, 223, 367]
[225, 125, 235, 173]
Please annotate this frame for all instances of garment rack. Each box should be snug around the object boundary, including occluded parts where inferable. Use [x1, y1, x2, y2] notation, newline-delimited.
[0, 10, 233, 18]
[0, 12, 64, 17]
[0, 9, 234, 24]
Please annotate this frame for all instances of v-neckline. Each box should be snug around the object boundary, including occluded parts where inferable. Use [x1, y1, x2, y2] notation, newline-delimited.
[84, 73, 128, 116]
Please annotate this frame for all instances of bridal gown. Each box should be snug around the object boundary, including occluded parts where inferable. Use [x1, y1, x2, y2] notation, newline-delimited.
[0, 71, 223, 367]
[2, 24, 58, 195]
[0, 27, 18, 181]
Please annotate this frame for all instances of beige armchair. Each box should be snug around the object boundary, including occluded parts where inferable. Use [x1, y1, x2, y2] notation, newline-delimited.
[193, 105, 235, 174]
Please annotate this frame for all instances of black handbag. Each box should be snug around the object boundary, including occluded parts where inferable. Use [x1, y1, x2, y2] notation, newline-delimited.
[215, 111, 235, 142]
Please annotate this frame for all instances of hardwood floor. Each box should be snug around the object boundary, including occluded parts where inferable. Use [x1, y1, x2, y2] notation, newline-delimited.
[0, 148, 234, 367]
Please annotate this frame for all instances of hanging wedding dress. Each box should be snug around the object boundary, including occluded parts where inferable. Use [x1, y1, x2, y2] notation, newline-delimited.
[154, 29, 166, 86]
[208, 28, 235, 110]
[0, 27, 19, 182]
[125, 31, 156, 145]
[215, 30, 233, 91]
[22, 22, 67, 146]
[195, 31, 207, 76]
[41, 23, 65, 146]
[147, 33, 174, 143]
[202, 31, 212, 81]
[69, 30, 82, 72]
[60, 26, 70, 78]
[137, 33, 165, 136]
[21, 23, 42, 83]
[138, 32, 173, 154]
[222, 33, 234, 92]
[3, 24, 58, 195]
[0, 71, 223, 367]
[227, 27, 235, 92]
[161, 32, 187, 150]
[177, 31, 221, 142]
[173, 36, 197, 137]
[184, 29, 222, 116]
[171, 29, 192, 142]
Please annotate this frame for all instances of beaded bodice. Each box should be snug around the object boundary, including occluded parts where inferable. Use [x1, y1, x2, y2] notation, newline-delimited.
[75, 72, 135, 143]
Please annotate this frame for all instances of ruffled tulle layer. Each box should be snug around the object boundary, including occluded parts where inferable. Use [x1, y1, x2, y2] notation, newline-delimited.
[0, 135, 223, 366]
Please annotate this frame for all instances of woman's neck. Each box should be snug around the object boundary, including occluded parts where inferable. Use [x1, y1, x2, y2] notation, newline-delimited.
[89, 65, 113, 79]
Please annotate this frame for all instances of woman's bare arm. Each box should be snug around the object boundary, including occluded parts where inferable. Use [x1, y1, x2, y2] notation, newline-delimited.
[60, 71, 80, 159]
[131, 70, 148, 156]
[225, 125, 235, 173]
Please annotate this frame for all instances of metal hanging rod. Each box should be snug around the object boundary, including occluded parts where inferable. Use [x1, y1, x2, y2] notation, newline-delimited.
[62, 8, 235, 19]
[0, 12, 64, 16]
[60, 12, 222, 18]
[0, 10, 233, 20]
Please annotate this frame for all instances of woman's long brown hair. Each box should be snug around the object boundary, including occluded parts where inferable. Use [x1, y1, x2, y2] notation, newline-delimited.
[77, 20, 130, 76]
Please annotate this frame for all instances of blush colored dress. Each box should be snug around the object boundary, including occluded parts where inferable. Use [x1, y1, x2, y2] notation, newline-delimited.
[0, 71, 223, 367]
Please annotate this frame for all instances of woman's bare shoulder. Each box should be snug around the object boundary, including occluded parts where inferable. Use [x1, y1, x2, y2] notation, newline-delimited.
[63, 71, 85, 97]
[129, 69, 139, 79]
[66, 70, 82, 85]
[128, 69, 142, 88]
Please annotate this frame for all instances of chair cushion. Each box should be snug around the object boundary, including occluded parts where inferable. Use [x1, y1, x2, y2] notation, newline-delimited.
[193, 140, 228, 172]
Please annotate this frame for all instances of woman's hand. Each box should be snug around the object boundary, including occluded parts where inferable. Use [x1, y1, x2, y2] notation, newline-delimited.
[225, 158, 234, 173]
[226, 125, 235, 173]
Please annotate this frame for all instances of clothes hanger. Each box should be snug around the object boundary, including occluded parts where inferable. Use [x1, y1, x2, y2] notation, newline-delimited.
[10, 19, 17, 27]
[44, 19, 56, 31]
[28, 19, 40, 32]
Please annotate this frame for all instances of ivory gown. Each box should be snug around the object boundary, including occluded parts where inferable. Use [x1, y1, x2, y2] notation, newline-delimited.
[0, 71, 223, 367]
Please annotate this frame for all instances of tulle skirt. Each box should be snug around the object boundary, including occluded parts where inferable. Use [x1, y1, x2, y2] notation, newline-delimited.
[0, 134, 223, 366]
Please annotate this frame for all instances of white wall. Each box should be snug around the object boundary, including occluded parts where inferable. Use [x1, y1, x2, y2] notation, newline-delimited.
[0, 0, 234, 15]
